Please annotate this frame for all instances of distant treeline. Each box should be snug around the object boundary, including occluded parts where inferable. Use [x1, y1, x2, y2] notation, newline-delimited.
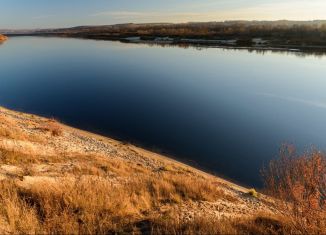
[7, 20, 326, 48]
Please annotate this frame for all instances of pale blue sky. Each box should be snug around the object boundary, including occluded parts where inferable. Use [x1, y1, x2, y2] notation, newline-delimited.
[1, 0, 326, 29]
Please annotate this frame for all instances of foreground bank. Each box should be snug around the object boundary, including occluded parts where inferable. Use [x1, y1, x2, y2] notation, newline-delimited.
[0, 107, 313, 234]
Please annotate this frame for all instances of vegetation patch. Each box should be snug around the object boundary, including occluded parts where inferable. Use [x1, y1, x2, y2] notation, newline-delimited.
[247, 188, 259, 198]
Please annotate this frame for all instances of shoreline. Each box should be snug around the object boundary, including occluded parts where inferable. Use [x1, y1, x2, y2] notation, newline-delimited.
[6, 34, 326, 55]
[66, 123, 250, 192]
[0, 105, 249, 192]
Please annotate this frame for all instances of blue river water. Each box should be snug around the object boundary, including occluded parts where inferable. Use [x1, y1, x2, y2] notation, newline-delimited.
[1, 37, 326, 187]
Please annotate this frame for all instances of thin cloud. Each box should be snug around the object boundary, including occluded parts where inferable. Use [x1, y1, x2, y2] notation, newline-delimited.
[33, 14, 55, 20]
[90, 1, 326, 22]
[91, 11, 147, 17]
[90, 11, 206, 22]
[91, 11, 203, 18]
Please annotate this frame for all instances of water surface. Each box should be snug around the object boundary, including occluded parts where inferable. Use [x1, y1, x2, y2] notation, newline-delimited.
[1, 37, 326, 186]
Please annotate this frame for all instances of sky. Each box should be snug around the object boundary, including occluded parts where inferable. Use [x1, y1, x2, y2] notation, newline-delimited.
[1, 0, 326, 29]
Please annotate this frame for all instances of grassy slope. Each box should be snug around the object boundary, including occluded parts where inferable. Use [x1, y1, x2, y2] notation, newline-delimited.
[0, 107, 288, 234]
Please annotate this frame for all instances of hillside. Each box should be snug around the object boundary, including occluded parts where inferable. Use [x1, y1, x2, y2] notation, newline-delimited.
[0, 107, 301, 234]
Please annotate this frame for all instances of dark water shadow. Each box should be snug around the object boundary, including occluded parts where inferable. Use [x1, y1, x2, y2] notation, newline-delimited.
[121, 40, 326, 58]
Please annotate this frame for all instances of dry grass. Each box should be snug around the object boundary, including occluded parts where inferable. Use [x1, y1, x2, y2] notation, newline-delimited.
[0, 179, 135, 234]
[0, 176, 229, 234]
[0, 144, 240, 234]
[0, 114, 46, 143]
[142, 211, 295, 235]
[37, 119, 63, 137]
[1, 108, 311, 234]
[128, 173, 228, 205]
[150, 213, 238, 235]
[0, 176, 295, 235]
[66, 154, 149, 177]
[0, 116, 28, 141]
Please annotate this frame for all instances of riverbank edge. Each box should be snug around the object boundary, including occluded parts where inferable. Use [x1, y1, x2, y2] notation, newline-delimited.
[6, 34, 326, 54]
[0, 105, 249, 193]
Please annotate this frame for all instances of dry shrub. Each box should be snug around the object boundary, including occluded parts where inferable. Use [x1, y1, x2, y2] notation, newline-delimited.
[247, 188, 259, 198]
[262, 144, 326, 234]
[41, 119, 63, 137]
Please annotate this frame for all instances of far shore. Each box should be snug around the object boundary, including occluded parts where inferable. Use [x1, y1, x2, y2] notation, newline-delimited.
[6, 34, 326, 55]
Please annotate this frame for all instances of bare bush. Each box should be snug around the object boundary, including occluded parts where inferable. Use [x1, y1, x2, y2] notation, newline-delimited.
[42, 119, 63, 136]
[262, 144, 326, 234]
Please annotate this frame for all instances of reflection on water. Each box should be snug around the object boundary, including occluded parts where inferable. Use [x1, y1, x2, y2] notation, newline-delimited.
[124, 40, 326, 58]
[1, 36, 326, 187]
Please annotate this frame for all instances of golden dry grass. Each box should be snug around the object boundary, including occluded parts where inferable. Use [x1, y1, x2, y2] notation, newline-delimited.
[0, 146, 302, 235]
[0, 146, 239, 234]
[0, 175, 295, 235]
[150, 211, 299, 235]
[0, 174, 228, 234]
[0, 115, 28, 141]
[0, 114, 47, 143]
[38, 119, 63, 137]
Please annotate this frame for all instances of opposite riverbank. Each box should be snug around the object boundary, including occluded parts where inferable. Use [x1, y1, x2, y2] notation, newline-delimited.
[5, 20, 326, 54]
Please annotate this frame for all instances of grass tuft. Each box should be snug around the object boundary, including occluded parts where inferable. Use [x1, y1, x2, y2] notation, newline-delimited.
[248, 188, 259, 198]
